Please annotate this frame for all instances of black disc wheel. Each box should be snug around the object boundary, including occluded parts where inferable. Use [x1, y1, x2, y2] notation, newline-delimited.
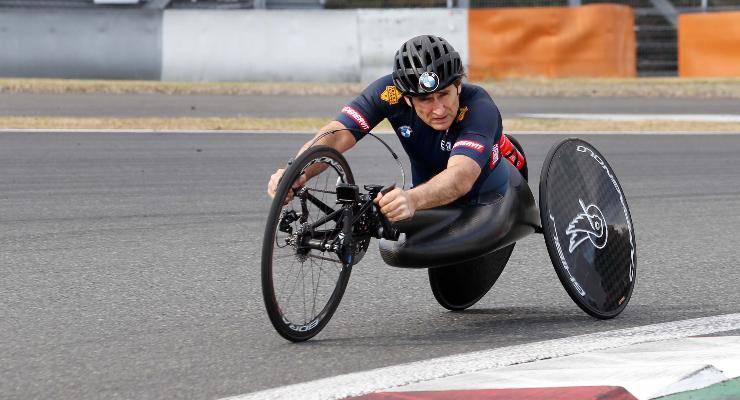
[262, 145, 355, 342]
[539, 138, 636, 319]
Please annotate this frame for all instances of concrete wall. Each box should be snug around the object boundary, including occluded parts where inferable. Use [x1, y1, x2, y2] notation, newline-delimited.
[0, 8, 469, 82]
[357, 9, 468, 82]
[161, 9, 468, 82]
[0, 9, 161, 80]
[161, 10, 361, 82]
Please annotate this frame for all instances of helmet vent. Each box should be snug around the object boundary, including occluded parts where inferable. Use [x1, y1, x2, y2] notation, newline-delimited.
[412, 55, 422, 68]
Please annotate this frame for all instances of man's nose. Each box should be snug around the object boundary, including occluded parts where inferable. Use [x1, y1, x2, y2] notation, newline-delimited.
[431, 98, 445, 115]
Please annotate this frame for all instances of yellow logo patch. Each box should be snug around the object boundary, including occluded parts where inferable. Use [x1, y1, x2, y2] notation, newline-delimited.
[457, 106, 469, 122]
[380, 86, 401, 105]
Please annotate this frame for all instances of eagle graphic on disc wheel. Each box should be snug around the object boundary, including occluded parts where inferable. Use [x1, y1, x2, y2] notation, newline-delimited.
[566, 199, 608, 253]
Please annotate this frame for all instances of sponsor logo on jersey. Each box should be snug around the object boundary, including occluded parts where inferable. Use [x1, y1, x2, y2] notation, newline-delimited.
[341, 106, 370, 131]
[456, 106, 469, 122]
[440, 139, 452, 152]
[419, 71, 439, 92]
[566, 199, 608, 253]
[453, 139, 485, 153]
[380, 86, 401, 105]
[398, 125, 412, 138]
[489, 143, 500, 169]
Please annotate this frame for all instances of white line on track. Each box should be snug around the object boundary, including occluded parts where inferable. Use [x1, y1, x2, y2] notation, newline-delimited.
[521, 113, 740, 122]
[228, 313, 740, 400]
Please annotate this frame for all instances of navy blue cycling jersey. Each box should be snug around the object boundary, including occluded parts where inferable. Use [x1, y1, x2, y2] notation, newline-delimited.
[335, 74, 517, 204]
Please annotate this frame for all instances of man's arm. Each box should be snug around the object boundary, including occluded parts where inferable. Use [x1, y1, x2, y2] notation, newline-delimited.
[297, 120, 357, 159]
[267, 121, 356, 199]
[377, 155, 481, 222]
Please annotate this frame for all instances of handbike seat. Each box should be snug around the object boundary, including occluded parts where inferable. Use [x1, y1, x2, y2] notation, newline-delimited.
[378, 162, 541, 269]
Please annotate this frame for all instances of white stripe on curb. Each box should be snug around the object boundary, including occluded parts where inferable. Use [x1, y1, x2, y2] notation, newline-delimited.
[227, 313, 740, 400]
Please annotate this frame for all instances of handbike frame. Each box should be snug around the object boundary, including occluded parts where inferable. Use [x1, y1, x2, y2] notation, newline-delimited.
[278, 183, 399, 267]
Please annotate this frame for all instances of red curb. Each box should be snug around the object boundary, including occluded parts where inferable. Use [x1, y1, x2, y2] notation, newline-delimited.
[348, 386, 638, 400]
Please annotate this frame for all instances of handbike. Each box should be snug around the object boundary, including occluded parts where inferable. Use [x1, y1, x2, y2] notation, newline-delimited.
[262, 131, 637, 342]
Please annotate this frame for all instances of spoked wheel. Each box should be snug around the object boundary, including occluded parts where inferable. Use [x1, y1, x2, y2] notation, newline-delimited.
[262, 145, 356, 342]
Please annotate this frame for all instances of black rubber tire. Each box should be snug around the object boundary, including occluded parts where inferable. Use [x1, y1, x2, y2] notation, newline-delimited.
[261, 145, 354, 342]
[429, 243, 515, 311]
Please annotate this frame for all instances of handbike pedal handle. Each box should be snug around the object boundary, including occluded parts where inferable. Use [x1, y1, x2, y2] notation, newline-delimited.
[380, 183, 396, 195]
[363, 183, 396, 197]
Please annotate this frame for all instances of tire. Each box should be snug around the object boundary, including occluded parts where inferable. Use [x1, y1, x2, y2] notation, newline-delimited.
[261, 145, 355, 342]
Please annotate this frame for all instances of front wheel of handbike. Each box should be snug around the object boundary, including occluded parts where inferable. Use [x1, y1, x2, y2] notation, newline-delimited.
[262, 145, 355, 342]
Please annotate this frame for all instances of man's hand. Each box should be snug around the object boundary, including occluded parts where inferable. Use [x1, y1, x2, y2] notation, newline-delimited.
[267, 169, 307, 205]
[374, 188, 416, 222]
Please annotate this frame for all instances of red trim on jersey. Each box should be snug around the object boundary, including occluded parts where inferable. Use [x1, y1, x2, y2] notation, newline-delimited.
[341, 106, 371, 131]
[453, 139, 485, 153]
[489, 143, 500, 169]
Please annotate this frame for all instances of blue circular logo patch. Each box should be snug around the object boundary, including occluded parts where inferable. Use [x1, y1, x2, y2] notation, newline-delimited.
[419, 72, 439, 92]
[399, 125, 413, 138]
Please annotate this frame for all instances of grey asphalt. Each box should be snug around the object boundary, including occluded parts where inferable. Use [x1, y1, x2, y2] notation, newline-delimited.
[2, 131, 740, 399]
[2, 92, 739, 118]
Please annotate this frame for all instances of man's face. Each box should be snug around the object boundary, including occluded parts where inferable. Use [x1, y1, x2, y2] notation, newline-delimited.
[407, 84, 460, 131]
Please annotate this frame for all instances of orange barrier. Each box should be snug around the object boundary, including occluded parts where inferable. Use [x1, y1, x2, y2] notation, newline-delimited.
[469, 4, 636, 79]
[679, 11, 740, 77]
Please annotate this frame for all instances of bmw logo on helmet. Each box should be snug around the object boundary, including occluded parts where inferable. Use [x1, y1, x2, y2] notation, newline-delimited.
[419, 71, 439, 92]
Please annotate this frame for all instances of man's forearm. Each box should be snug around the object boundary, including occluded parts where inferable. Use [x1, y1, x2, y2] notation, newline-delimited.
[408, 168, 472, 210]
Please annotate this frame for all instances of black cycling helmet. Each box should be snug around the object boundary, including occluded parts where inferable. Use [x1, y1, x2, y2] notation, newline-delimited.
[392, 35, 463, 96]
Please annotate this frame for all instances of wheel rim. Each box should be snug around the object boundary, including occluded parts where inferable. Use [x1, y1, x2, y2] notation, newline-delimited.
[268, 156, 351, 333]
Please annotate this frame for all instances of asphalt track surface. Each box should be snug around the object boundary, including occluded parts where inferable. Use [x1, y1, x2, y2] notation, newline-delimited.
[2, 131, 740, 399]
[3, 92, 740, 118]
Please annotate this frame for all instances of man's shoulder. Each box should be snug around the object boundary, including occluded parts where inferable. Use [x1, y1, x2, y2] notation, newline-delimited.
[459, 83, 499, 119]
[454, 84, 501, 132]
[460, 82, 494, 104]
[364, 74, 403, 106]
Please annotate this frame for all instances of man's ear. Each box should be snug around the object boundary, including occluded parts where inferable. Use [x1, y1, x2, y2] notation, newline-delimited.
[456, 85, 462, 95]
[403, 96, 412, 107]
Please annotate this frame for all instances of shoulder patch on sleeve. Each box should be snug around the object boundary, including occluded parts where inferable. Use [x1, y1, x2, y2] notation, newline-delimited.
[341, 106, 371, 131]
[453, 139, 485, 153]
[380, 86, 401, 105]
[456, 106, 469, 122]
